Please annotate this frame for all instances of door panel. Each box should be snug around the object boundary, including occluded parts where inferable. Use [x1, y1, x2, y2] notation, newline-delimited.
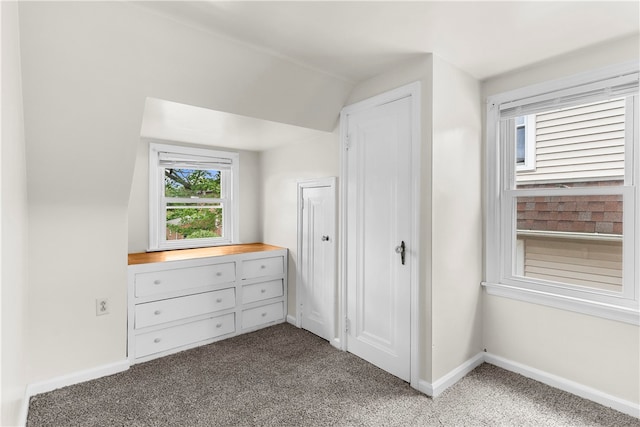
[346, 96, 412, 381]
[300, 184, 335, 341]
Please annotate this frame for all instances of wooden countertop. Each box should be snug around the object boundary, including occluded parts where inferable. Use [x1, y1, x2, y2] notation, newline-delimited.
[128, 243, 285, 265]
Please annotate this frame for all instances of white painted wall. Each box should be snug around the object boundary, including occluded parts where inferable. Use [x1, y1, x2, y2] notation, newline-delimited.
[431, 56, 483, 380]
[259, 132, 339, 317]
[17, 0, 351, 388]
[127, 140, 261, 253]
[481, 35, 640, 404]
[1, 2, 29, 424]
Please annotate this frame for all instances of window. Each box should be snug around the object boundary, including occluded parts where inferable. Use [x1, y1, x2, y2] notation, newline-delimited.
[515, 115, 536, 172]
[484, 63, 639, 324]
[149, 143, 239, 250]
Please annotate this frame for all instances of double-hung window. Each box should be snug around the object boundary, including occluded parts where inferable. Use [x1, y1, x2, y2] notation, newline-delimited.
[149, 142, 239, 250]
[484, 63, 639, 324]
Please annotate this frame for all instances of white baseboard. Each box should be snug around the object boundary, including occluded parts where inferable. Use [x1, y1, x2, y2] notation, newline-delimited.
[418, 352, 484, 397]
[286, 314, 297, 326]
[484, 353, 640, 419]
[19, 359, 130, 426]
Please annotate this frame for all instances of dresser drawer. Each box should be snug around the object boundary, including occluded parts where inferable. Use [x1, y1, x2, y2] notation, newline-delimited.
[135, 287, 235, 329]
[135, 262, 235, 298]
[242, 279, 283, 305]
[135, 313, 235, 358]
[241, 256, 284, 280]
[242, 301, 284, 330]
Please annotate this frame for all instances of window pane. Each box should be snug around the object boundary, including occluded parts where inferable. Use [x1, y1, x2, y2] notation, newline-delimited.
[166, 204, 223, 240]
[516, 126, 526, 164]
[516, 98, 626, 188]
[164, 168, 221, 198]
[515, 195, 623, 292]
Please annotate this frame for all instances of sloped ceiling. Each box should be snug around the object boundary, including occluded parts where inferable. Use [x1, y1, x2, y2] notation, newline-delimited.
[137, 1, 640, 82]
[141, 98, 332, 151]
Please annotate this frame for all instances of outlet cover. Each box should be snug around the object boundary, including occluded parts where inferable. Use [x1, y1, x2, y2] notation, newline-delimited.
[96, 298, 109, 316]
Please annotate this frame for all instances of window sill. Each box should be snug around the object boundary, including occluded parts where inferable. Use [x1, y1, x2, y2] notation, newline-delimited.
[481, 281, 639, 325]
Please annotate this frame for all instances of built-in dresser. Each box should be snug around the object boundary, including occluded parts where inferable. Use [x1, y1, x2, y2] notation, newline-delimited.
[127, 243, 287, 364]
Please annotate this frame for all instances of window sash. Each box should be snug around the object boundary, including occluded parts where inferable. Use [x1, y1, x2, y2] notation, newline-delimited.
[500, 186, 635, 304]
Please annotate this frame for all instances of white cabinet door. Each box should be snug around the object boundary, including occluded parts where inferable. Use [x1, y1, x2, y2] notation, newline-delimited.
[345, 95, 413, 382]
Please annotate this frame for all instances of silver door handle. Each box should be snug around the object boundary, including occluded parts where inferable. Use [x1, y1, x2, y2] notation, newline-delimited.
[322, 235, 330, 241]
[395, 241, 406, 265]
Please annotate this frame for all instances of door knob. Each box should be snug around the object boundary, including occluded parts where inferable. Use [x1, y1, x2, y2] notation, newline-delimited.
[321, 235, 330, 241]
[395, 241, 406, 265]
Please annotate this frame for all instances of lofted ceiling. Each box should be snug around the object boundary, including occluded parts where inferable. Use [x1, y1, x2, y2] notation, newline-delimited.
[138, 1, 639, 82]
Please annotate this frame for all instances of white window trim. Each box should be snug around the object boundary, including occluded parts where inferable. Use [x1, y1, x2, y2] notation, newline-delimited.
[484, 62, 640, 325]
[148, 142, 239, 251]
[515, 114, 536, 172]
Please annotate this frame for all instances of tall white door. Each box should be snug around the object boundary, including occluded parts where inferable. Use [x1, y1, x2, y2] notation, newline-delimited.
[299, 180, 336, 341]
[344, 95, 413, 382]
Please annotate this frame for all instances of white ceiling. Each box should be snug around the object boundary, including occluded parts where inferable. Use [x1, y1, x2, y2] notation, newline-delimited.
[138, 1, 639, 152]
[140, 1, 639, 82]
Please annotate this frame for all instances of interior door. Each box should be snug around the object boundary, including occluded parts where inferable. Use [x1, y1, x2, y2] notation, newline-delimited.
[345, 95, 413, 382]
[299, 181, 336, 341]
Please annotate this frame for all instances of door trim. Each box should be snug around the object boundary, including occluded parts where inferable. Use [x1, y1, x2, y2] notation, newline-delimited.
[339, 81, 421, 389]
[296, 177, 338, 344]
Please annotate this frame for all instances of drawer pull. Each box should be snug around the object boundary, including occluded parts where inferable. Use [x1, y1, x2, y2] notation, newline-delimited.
[154, 310, 161, 315]
[261, 312, 267, 317]
[260, 265, 266, 269]
[153, 280, 161, 285]
[153, 338, 161, 343]
[261, 289, 266, 293]
[216, 323, 223, 328]
[216, 298, 223, 303]
[216, 272, 222, 277]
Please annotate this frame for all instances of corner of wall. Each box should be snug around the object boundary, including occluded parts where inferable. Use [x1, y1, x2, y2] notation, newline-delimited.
[1, 1, 30, 425]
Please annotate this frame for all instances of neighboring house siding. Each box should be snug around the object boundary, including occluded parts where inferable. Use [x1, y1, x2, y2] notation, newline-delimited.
[517, 98, 625, 184]
[515, 98, 626, 290]
[518, 235, 622, 292]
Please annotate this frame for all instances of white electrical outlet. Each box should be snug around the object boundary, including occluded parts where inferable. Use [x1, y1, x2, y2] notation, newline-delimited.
[96, 298, 109, 316]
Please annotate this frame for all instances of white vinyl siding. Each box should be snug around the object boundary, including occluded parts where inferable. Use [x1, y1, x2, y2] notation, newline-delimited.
[517, 98, 625, 184]
[519, 236, 622, 292]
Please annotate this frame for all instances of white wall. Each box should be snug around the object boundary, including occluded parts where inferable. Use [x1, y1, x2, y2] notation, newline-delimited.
[260, 132, 339, 317]
[431, 56, 483, 380]
[17, 0, 351, 387]
[127, 140, 262, 253]
[481, 34, 640, 404]
[1, 2, 29, 425]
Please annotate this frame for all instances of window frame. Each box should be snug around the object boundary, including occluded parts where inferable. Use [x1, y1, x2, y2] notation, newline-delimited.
[148, 142, 239, 251]
[484, 62, 639, 325]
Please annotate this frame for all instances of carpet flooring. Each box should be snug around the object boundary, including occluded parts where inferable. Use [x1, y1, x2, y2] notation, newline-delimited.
[27, 323, 637, 426]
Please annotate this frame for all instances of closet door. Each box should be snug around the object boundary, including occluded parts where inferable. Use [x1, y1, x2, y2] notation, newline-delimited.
[298, 178, 336, 342]
[344, 94, 414, 382]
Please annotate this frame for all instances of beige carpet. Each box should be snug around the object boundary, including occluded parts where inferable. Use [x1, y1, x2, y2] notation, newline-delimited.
[27, 323, 637, 426]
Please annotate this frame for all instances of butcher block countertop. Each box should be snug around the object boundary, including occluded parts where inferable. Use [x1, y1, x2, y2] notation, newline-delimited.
[128, 243, 285, 265]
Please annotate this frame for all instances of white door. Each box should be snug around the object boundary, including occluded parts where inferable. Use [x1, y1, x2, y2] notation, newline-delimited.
[344, 95, 413, 382]
[298, 179, 336, 341]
